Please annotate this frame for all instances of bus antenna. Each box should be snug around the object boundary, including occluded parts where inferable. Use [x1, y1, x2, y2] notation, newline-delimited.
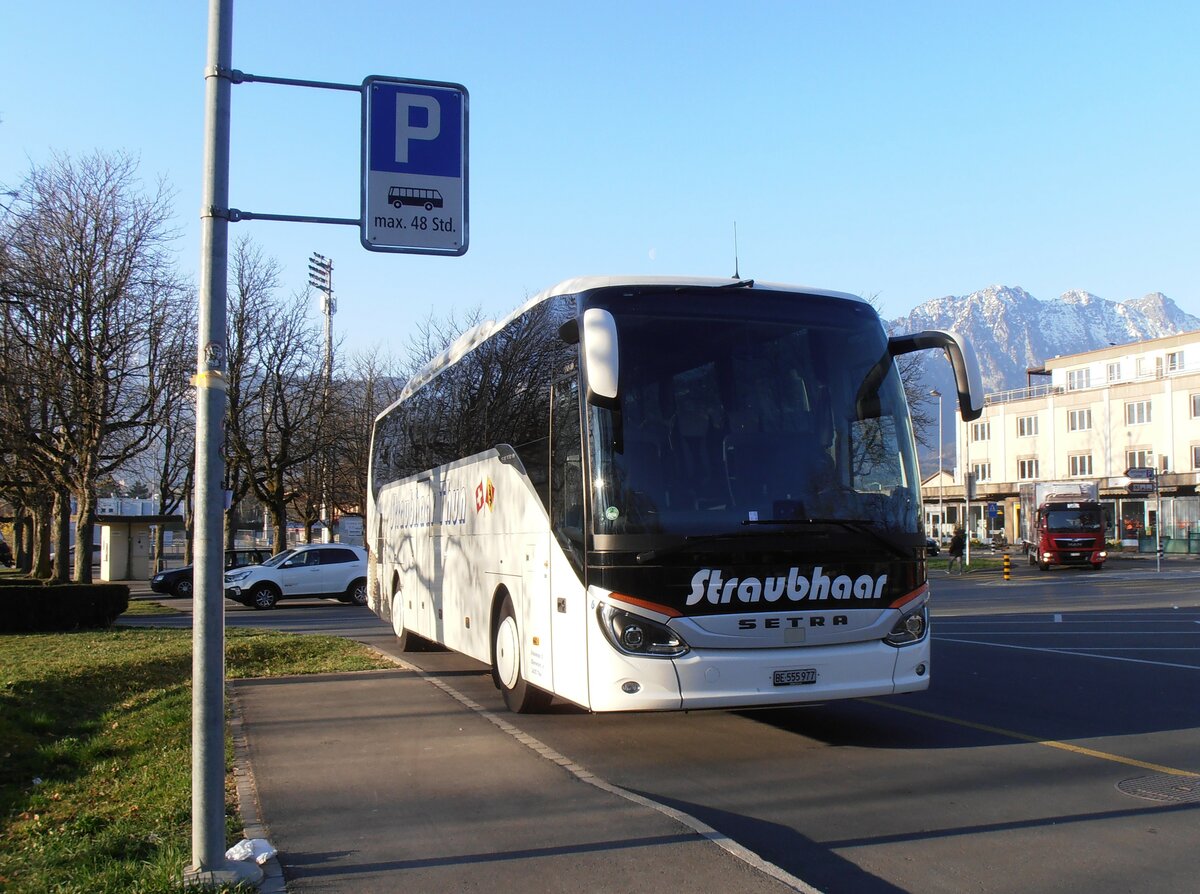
[732, 222, 740, 279]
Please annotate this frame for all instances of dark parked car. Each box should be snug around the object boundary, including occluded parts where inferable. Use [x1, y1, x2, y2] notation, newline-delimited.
[150, 548, 272, 598]
[925, 538, 940, 556]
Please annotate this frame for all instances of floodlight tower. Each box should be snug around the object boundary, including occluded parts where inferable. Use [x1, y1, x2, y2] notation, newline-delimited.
[308, 252, 335, 541]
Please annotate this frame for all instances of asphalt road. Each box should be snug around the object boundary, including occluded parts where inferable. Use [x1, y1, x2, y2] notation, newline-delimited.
[132, 560, 1200, 893]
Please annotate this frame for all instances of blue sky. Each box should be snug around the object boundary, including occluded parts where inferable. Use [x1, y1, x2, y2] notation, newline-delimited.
[3, 1, 1197, 357]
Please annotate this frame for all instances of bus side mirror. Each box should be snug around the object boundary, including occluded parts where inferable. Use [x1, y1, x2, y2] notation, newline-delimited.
[581, 308, 619, 407]
[888, 329, 984, 422]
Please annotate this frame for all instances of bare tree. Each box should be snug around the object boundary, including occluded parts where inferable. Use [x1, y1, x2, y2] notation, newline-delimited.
[225, 238, 329, 550]
[868, 294, 935, 450]
[0, 152, 188, 582]
[332, 345, 405, 518]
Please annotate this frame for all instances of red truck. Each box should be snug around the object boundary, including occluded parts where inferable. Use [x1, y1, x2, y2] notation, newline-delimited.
[1019, 481, 1107, 571]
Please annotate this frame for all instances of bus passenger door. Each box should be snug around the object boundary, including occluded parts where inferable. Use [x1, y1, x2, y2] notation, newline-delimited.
[549, 375, 589, 707]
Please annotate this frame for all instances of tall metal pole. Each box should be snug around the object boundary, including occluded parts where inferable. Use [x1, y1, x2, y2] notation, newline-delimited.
[1156, 472, 1162, 573]
[931, 388, 942, 541]
[187, 0, 260, 885]
[964, 416, 971, 568]
[308, 253, 334, 542]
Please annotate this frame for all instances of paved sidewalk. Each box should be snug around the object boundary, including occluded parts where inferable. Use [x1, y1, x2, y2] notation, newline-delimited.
[231, 667, 811, 893]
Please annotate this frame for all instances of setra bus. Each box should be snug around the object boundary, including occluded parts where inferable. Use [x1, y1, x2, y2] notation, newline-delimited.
[367, 275, 983, 712]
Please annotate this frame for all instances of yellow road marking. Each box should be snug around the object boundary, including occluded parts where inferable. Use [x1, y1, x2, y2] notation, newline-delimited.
[863, 698, 1200, 778]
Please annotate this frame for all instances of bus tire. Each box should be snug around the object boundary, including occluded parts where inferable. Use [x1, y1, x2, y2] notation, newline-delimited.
[492, 595, 551, 714]
[251, 583, 279, 610]
[391, 588, 419, 652]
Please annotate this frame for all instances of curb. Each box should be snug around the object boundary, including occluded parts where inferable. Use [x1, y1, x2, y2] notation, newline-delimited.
[228, 688, 286, 893]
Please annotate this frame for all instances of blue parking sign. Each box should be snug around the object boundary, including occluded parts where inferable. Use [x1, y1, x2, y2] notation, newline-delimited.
[361, 76, 468, 255]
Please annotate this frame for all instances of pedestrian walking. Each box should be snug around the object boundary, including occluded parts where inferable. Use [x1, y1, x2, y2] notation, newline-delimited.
[947, 527, 966, 574]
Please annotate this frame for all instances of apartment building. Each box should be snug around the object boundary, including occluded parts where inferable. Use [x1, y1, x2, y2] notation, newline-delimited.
[940, 330, 1200, 550]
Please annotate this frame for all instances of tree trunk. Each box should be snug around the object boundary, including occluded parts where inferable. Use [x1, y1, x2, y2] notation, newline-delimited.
[74, 486, 95, 584]
[29, 502, 52, 578]
[13, 509, 30, 573]
[152, 525, 165, 574]
[51, 488, 71, 583]
[270, 503, 287, 554]
[224, 505, 239, 549]
[183, 489, 195, 565]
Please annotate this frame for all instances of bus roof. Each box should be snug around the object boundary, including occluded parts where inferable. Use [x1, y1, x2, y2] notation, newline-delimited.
[377, 275, 867, 423]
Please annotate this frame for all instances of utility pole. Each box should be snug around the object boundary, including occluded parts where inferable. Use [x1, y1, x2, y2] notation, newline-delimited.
[308, 252, 335, 542]
[187, 0, 260, 885]
[931, 388, 943, 542]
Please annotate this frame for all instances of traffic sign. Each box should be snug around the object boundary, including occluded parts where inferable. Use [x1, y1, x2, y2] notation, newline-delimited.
[987, 502, 998, 517]
[1127, 481, 1157, 494]
[1126, 467, 1156, 480]
[361, 76, 468, 255]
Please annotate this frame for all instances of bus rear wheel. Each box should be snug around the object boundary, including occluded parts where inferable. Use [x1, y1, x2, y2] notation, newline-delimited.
[392, 587, 418, 652]
[492, 596, 551, 714]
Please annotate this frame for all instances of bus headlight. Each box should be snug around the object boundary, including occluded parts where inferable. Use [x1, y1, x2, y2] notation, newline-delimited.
[885, 605, 928, 646]
[597, 603, 690, 658]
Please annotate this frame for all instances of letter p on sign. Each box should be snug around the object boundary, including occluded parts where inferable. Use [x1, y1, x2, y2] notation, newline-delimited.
[395, 95, 441, 164]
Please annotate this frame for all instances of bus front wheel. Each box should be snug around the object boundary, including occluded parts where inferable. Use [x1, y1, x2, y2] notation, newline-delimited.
[492, 596, 551, 714]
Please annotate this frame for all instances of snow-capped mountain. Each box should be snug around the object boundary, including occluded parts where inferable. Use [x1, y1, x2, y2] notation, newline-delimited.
[893, 286, 1200, 395]
[890, 286, 1200, 463]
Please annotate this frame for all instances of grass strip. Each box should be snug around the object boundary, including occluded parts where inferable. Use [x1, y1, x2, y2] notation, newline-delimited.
[0, 625, 393, 893]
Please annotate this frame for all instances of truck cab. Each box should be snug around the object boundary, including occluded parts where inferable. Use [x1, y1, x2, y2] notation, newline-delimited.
[1031, 498, 1107, 570]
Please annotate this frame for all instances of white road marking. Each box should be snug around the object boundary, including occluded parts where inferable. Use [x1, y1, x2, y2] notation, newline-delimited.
[939, 637, 1200, 670]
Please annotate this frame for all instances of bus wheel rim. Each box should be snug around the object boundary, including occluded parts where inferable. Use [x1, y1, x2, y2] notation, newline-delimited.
[495, 615, 520, 689]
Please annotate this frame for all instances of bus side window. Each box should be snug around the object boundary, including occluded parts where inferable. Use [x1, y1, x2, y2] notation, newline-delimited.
[551, 377, 584, 569]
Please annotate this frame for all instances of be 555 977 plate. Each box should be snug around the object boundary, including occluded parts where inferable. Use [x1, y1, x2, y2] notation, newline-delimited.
[773, 668, 818, 686]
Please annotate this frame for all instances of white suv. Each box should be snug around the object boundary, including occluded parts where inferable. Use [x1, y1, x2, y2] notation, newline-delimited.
[224, 544, 368, 610]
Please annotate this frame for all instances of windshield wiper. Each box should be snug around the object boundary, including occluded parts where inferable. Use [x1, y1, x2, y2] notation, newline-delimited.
[739, 516, 913, 559]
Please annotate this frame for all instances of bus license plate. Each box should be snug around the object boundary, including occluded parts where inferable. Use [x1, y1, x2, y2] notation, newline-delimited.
[773, 668, 818, 686]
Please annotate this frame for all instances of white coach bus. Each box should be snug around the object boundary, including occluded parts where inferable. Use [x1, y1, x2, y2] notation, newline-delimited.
[367, 276, 982, 712]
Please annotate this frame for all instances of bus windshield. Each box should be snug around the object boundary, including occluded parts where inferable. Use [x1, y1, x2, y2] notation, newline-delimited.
[586, 289, 920, 539]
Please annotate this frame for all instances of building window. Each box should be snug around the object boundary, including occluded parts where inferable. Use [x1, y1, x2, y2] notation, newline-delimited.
[1017, 458, 1039, 480]
[971, 462, 992, 482]
[1125, 400, 1152, 425]
[1137, 356, 1164, 378]
[971, 421, 990, 442]
[1068, 408, 1093, 431]
[1126, 449, 1153, 470]
[1107, 361, 1122, 383]
[1069, 453, 1093, 477]
[1017, 415, 1038, 437]
[1192, 445, 1200, 471]
[1067, 369, 1091, 390]
[1168, 350, 1184, 372]
[1192, 394, 1200, 418]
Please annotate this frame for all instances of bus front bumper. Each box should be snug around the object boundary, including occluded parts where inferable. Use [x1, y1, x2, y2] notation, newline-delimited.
[586, 637, 930, 712]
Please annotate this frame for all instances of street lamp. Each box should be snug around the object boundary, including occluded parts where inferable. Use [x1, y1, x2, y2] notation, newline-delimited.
[931, 388, 943, 542]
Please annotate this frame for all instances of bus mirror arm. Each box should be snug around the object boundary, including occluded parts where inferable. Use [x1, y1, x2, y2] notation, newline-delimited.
[558, 318, 580, 344]
[888, 330, 984, 422]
